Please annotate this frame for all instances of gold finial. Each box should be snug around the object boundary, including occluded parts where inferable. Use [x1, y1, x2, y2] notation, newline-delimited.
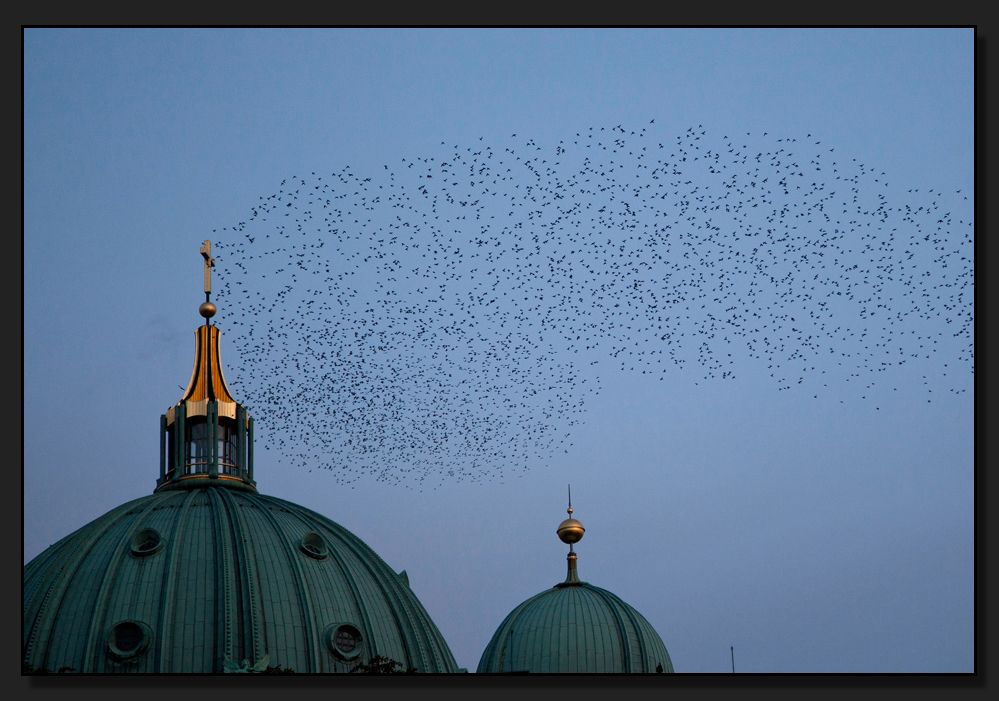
[556, 486, 584, 586]
[556, 485, 584, 546]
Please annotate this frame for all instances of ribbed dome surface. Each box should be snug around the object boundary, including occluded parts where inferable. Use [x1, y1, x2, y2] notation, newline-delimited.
[477, 582, 673, 674]
[23, 487, 458, 673]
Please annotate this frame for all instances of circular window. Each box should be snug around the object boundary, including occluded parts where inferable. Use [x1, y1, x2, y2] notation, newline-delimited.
[106, 620, 152, 662]
[335, 628, 356, 653]
[323, 623, 363, 661]
[299, 532, 328, 560]
[130, 528, 165, 557]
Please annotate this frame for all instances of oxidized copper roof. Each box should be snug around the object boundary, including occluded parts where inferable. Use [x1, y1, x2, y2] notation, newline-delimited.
[477, 578, 673, 673]
[23, 487, 459, 673]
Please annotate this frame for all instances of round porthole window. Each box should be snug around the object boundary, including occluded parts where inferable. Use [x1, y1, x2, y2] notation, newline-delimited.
[323, 623, 363, 661]
[106, 620, 152, 662]
[130, 528, 165, 557]
[299, 532, 328, 560]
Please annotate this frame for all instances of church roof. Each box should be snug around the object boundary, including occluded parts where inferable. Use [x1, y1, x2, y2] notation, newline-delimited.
[476, 581, 673, 674]
[24, 486, 459, 673]
[22, 241, 459, 674]
[477, 495, 673, 674]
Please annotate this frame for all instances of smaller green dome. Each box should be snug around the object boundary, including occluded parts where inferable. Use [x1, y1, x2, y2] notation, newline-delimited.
[477, 580, 673, 674]
[480, 494, 673, 674]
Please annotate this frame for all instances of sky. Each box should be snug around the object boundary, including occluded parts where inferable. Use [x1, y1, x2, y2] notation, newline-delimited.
[23, 29, 974, 674]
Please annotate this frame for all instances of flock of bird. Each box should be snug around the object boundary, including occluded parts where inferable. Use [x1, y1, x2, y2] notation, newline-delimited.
[211, 123, 973, 487]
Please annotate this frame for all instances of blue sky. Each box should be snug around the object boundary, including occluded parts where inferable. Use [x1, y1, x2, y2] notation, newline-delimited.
[24, 29, 974, 673]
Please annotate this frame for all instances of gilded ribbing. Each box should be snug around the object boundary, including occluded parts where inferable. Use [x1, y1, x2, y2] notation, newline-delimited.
[180, 326, 235, 407]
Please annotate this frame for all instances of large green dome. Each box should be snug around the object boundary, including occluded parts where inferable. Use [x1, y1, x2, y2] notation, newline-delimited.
[23, 486, 459, 673]
[24, 246, 459, 673]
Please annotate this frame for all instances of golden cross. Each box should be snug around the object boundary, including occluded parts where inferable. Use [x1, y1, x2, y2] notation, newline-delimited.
[200, 240, 215, 296]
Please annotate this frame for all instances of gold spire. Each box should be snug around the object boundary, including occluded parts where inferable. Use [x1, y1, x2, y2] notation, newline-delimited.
[168, 240, 236, 422]
[556, 485, 584, 586]
[178, 325, 237, 416]
[157, 240, 255, 495]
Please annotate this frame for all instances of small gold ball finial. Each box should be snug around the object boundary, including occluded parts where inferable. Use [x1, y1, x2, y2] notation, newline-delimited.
[557, 517, 585, 545]
[199, 302, 217, 319]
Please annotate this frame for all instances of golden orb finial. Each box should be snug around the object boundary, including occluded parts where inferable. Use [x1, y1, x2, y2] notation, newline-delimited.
[557, 485, 584, 545]
[557, 517, 585, 544]
[556, 486, 584, 586]
[199, 301, 217, 319]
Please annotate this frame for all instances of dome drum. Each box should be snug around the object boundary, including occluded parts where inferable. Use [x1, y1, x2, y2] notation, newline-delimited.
[158, 401, 256, 493]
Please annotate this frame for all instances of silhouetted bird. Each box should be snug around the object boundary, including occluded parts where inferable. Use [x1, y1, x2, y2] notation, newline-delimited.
[209, 123, 973, 487]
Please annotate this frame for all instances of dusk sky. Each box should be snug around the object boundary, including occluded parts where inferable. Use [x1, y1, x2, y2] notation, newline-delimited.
[24, 29, 974, 673]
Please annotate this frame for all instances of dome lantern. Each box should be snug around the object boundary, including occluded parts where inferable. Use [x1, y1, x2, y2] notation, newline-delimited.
[155, 241, 256, 494]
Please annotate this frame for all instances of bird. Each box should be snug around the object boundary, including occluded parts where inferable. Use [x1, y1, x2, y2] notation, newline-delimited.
[208, 123, 973, 487]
